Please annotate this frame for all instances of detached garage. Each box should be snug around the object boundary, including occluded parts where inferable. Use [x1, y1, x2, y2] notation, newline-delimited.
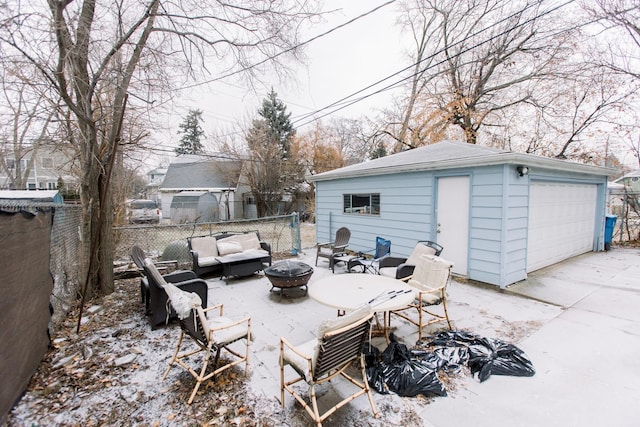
[308, 140, 615, 288]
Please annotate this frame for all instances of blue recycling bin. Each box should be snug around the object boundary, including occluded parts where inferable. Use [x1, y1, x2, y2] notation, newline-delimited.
[604, 214, 617, 251]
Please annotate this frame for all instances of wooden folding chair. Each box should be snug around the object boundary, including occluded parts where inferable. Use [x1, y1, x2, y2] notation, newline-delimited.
[280, 308, 378, 426]
[146, 260, 251, 405]
[389, 254, 454, 341]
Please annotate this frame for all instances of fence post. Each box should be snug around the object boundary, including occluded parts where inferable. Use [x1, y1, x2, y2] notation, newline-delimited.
[290, 212, 301, 255]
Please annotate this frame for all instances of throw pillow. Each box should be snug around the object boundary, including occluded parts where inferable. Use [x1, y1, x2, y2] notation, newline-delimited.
[217, 239, 243, 256]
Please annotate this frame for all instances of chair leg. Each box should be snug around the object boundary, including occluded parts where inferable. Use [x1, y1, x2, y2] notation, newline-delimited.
[309, 384, 322, 427]
[279, 342, 285, 408]
[441, 293, 452, 329]
[187, 345, 214, 405]
[162, 331, 185, 380]
[359, 355, 379, 419]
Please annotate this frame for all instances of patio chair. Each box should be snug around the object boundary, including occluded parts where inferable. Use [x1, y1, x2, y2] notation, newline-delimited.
[315, 226, 351, 272]
[148, 259, 251, 405]
[347, 236, 391, 274]
[130, 246, 183, 314]
[280, 306, 378, 426]
[132, 246, 209, 329]
[388, 253, 454, 341]
[378, 240, 443, 279]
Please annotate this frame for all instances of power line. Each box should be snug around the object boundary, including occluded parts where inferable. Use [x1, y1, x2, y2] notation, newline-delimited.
[291, 0, 577, 128]
[181, 1, 397, 90]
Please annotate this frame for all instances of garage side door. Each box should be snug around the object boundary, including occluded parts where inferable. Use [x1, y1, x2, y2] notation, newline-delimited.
[527, 182, 597, 272]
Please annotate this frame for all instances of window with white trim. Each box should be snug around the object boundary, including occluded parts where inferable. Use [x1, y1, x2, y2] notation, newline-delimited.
[343, 193, 380, 215]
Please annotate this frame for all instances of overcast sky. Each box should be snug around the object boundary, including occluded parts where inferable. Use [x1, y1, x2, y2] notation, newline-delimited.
[172, 1, 406, 139]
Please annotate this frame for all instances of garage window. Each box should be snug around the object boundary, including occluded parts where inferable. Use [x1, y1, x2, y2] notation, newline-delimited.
[343, 193, 380, 215]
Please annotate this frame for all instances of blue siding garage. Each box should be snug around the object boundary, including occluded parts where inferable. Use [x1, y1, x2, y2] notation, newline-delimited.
[308, 141, 614, 288]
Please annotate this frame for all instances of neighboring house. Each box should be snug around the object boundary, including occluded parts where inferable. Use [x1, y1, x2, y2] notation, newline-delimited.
[0, 146, 77, 192]
[611, 169, 640, 212]
[613, 170, 640, 192]
[145, 167, 167, 204]
[159, 155, 250, 222]
[308, 140, 616, 288]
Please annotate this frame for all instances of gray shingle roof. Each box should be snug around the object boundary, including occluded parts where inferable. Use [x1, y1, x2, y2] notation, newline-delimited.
[160, 159, 242, 190]
[308, 140, 614, 181]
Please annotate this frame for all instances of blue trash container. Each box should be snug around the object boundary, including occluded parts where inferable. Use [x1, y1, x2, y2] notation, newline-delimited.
[604, 214, 617, 251]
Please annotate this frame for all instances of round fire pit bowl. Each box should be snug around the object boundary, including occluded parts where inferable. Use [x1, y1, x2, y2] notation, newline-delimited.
[264, 260, 313, 295]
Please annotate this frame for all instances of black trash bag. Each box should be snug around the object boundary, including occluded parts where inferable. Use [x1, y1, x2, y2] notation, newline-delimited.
[428, 330, 479, 347]
[363, 343, 389, 394]
[425, 330, 535, 382]
[467, 337, 536, 382]
[379, 341, 447, 397]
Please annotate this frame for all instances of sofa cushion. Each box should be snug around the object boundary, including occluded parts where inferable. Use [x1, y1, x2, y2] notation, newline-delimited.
[217, 239, 243, 256]
[406, 243, 438, 266]
[190, 236, 218, 258]
[216, 249, 269, 264]
[197, 256, 221, 267]
[235, 233, 261, 251]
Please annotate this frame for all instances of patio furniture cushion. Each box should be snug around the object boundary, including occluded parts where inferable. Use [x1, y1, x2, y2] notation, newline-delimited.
[406, 243, 439, 266]
[281, 338, 318, 381]
[234, 233, 261, 251]
[316, 304, 372, 339]
[190, 236, 218, 258]
[217, 239, 243, 255]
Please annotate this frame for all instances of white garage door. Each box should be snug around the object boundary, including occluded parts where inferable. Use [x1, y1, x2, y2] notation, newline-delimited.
[527, 182, 597, 272]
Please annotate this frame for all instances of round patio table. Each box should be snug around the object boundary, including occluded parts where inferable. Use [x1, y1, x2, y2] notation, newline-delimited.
[308, 274, 416, 341]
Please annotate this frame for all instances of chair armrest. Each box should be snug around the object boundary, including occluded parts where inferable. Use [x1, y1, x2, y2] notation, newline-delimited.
[165, 270, 197, 282]
[203, 303, 224, 316]
[378, 256, 407, 268]
[395, 264, 415, 280]
[398, 274, 413, 282]
[260, 241, 271, 253]
[280, 337, 313, 361]
[316, 241, 331, 248]
[175, 279, 209, 308]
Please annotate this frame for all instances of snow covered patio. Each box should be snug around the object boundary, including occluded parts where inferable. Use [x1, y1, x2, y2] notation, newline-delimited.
[6, 246, 640, 426]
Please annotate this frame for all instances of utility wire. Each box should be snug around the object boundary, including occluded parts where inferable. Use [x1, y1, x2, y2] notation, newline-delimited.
[181, 1, 397, 90]
[148, 0, 579, 154]
[291, 0, 577, 128]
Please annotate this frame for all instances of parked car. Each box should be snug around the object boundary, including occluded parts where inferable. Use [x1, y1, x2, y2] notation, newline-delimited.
[128, 199, 161, 224]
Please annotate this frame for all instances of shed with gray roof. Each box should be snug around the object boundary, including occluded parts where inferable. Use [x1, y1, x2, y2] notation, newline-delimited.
[308, 140, 615, 288]
[159, 156, 248, 222]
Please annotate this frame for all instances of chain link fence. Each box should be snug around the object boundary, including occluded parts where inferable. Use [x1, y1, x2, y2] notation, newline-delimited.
[113, 213, 302, 267]
[609, 190, 640, 243]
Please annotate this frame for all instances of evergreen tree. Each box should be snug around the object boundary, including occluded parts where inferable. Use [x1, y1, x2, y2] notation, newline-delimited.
[249, 88, 295, 158]
[244, 89, 302, 216]
[175, 109, 205, 155]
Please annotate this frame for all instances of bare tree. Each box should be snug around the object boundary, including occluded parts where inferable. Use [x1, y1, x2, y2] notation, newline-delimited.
[386, 0, 576, 146]
[584, 0, 640, 80]
[1, 1, 320, 305]
[0, 66, 56, 189]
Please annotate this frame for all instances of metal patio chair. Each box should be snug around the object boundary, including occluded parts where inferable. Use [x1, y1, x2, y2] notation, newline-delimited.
[348, 236, 391, 274]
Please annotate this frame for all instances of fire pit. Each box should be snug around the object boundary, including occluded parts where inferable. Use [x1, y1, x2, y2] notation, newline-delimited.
[264, 260, 313, 295]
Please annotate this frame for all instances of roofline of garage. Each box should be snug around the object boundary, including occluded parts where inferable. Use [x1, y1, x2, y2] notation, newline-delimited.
[307, 153, 617, 182]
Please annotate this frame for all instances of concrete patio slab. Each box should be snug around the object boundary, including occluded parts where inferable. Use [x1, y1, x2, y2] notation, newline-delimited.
[204, 246, 640, 426]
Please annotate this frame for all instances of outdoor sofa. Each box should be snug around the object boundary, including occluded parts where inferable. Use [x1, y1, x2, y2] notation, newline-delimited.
[188, 231, 272, 281]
